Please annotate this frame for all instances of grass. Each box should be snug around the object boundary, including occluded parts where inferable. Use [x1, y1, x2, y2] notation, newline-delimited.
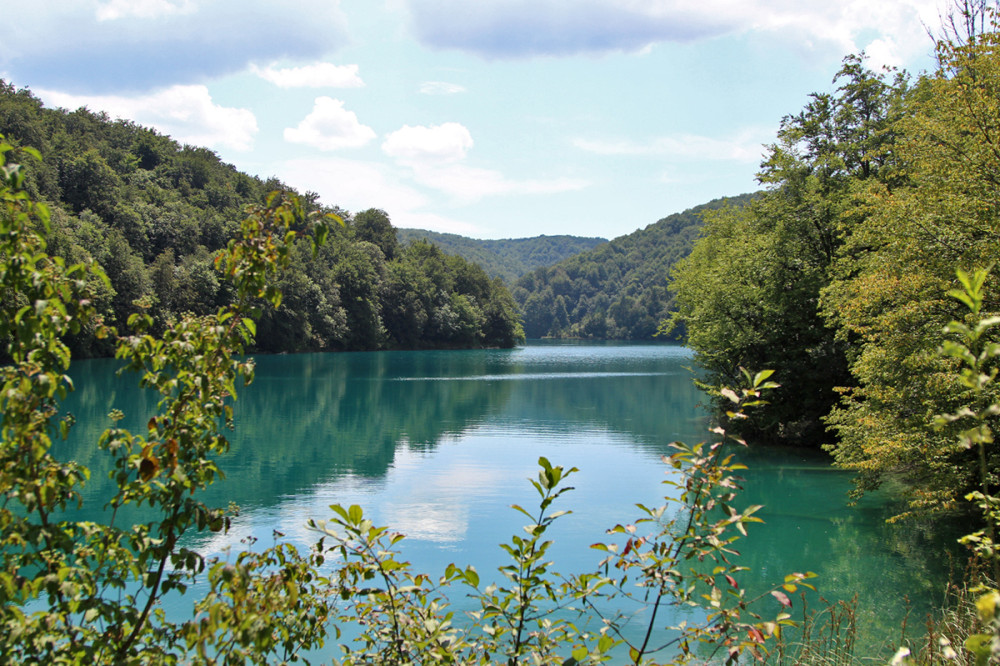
[755, 562, 989, 665]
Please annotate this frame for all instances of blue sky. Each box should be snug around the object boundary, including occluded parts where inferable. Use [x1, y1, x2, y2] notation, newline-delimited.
[1, 0, 941, 240]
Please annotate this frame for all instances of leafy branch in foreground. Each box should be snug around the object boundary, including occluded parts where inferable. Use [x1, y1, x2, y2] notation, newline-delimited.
[312, 370, 816, 665]
[0, 134, 339, 664]
[922, 267, 1000, 666]
[584, 368, 816, 665]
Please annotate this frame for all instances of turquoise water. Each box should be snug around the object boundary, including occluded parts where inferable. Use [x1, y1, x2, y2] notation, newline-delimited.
[55, 341, 960, 660]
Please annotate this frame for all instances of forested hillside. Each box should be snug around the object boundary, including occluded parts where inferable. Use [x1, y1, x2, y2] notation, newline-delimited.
[0, 82, 523, 354]
[511, 194, 755, 340]
[396, 228, 607, 283]
[668, 34, 1000, 521]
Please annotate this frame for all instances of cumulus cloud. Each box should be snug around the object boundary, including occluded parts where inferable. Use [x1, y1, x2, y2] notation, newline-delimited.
[35, 85, 258, 151]
[251, 62, 365, 88]
[382, 122, 587, 203]
[574, 128, 770, 163]
[419, 81, 467, 95]
[0, 0, 350, 93]
[284, 97, 376, 150]
[284, 122, 586, 232]
[405, 0, 727, 56]
[382, 123, 474, 164]
[401, 0, 939, 66]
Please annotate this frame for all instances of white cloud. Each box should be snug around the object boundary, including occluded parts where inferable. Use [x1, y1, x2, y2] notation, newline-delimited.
[284, 97, 376, 150]
[279, 157, 489, 234]
[96, 0, 196, 21]
[864, 37, 905, 70]
[35, 85, 258, 151]
[0, 0, 350, 93]
[251, 62, 365, 88]
[574, 128, 770, 163]
[382, 123, 474, 164]
[408, 163, 587, 203]
[419, 81, 467, 95]
[280, 157, 430, 213]
[402, 0, 940, 67]
[382, 122, 588, 203]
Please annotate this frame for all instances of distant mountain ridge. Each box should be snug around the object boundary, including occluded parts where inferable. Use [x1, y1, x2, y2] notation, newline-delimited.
[397, 228, 607, 283]
[510, 193, 758, 340]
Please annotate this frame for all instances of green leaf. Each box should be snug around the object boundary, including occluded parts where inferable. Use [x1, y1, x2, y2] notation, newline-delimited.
[965, 634, 993, 666]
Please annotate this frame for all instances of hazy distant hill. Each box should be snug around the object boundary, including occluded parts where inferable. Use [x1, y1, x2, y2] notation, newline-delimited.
[397, 229, 608, 283]
[511, 194, 758, 340]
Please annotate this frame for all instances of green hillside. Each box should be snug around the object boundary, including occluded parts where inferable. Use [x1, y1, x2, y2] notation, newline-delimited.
[511, 194, 757, 340]
[0, 82, 523, 354]
[396, 228, 607, 283]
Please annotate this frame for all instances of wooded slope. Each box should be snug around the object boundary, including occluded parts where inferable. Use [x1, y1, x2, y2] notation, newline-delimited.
[510, 193, 756, 340]
[0, 82, 523, 354]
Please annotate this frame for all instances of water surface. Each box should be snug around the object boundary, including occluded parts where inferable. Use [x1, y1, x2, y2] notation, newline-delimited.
[58, 341, 959, 659]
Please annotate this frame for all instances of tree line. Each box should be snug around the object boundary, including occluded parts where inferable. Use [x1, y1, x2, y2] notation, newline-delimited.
[666, 24, 1000, 521]
[0, 82, 523, 355]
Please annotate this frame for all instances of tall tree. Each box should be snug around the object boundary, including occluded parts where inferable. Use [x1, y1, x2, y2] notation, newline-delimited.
[352, 208, 399, 261]
[668, 55, 908, 446]
[822, 32, 1000, 514]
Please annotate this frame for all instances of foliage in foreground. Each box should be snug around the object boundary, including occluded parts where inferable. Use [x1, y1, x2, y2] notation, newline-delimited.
[314, 372, 816, 665]
[0, 137, 814, 664]
[0, 135, 338, 664]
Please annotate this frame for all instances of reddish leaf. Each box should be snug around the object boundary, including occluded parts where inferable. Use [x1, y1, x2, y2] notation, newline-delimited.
[771, 590, 792, 608]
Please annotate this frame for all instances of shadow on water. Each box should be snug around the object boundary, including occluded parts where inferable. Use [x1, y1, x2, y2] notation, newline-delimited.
[725, 443, 966, 654]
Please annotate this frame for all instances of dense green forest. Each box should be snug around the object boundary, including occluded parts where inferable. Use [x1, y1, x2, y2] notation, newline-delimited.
[511, 194, 755, 340]
[0, 82, 523, 355]
[667, 30, 1000, 523]
[397, 228, 607, 284]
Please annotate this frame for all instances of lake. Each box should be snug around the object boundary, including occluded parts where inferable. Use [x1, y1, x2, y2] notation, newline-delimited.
[57, 341, 960, 660]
